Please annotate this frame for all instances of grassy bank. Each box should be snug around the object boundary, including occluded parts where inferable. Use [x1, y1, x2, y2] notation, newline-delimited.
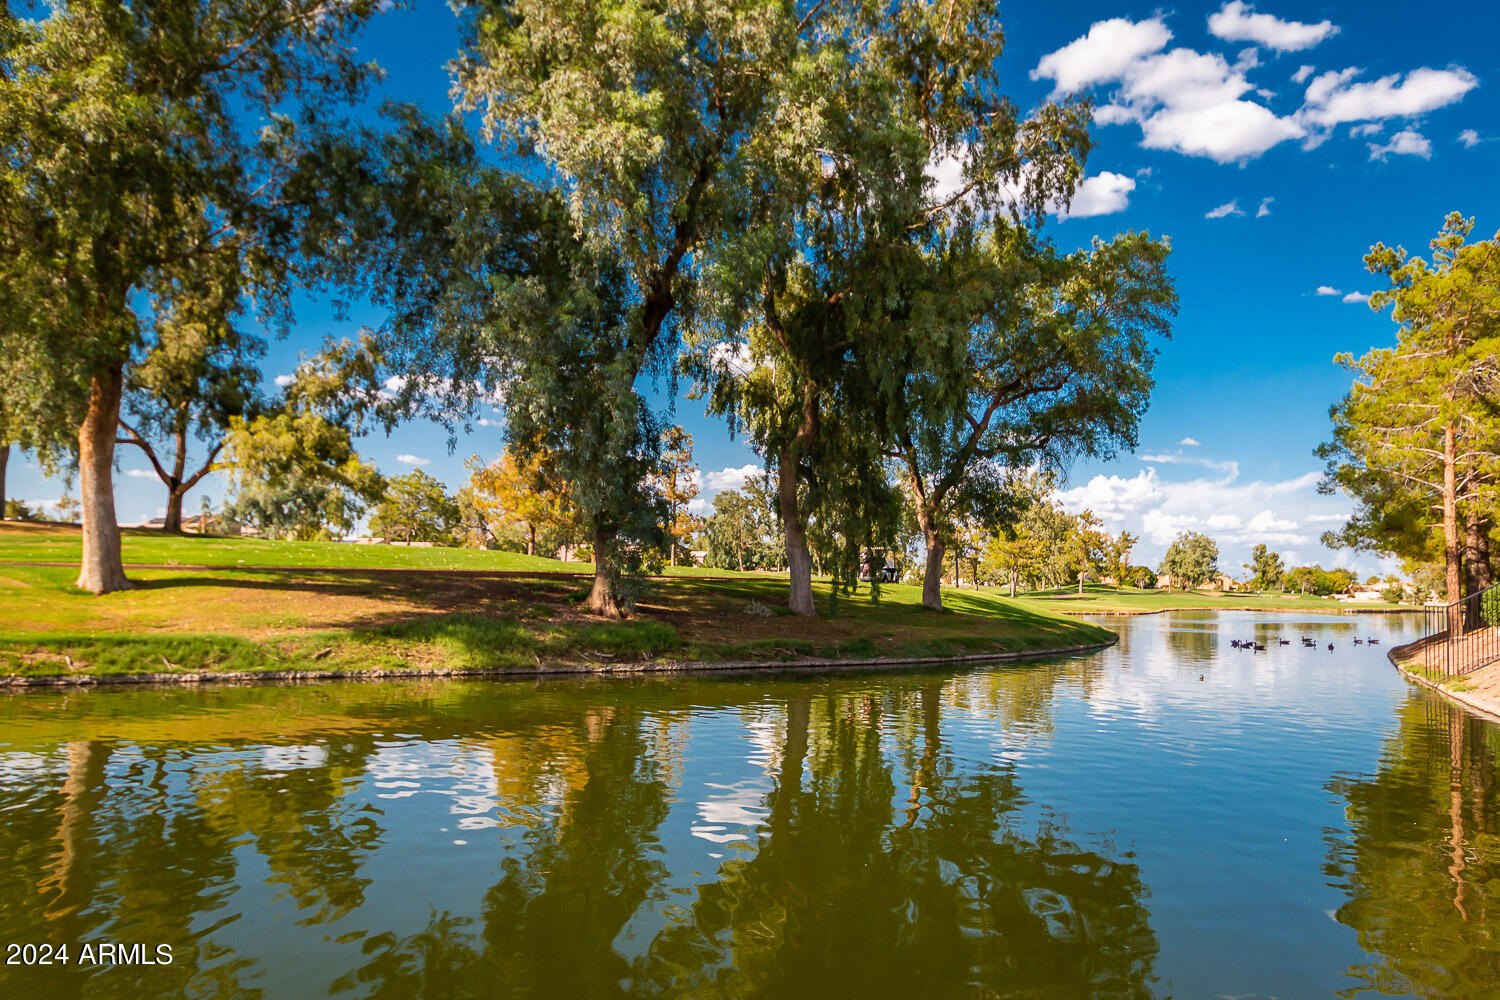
[1003, 583, 1411, 615]
[0, 526, 1110, 680]
[0, 521, 755, 576]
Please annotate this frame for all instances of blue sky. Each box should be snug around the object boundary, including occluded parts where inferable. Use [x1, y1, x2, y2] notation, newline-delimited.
[11, 1, 1498, 576]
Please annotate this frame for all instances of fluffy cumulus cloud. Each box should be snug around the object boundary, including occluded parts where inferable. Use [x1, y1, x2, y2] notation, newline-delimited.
[1056, 457, 1338, 564]
[1368, 128, 1432, 160]
[1031, 17, 1174, 95]
[1207, 2, 1337, 52]
[1179, 436, 1201, 447]
[1033, 11, 1475, 164]
[124, 469, 157, 479]
[1458, 128, 1482, 148]
[1315, 285, 1341, 296]
[1205, 199, 1243, 219]
[1063, 171, 1137, 218]
[394, 454, 430, 466]
[1342, 290, 1370, 304]
[273, 373, 296, 388]
[701, 464, 762, 492]
[1299, 67, 1478, 130]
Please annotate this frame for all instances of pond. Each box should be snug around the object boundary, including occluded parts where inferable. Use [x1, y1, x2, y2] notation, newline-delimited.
[0, 611, 1496, 999]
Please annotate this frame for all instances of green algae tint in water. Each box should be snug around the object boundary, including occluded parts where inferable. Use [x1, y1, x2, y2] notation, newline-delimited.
[0, 611, 1496, 999]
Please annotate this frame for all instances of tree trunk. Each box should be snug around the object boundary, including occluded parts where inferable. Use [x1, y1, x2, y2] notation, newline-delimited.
[920, 515, 945, 611]
[1463, 516, 1493, 594]
[1078, 570, 1085, 595]
[0, 440, 8, 519]
[1442, 423, 1463, 633]
[526, 524, 535, 558]
[1009, 568, 1017, 598]
[587, 523, 624, 619]
[779, 453, 815, 616]
[163, 489, 185, 533]
[77, 367, 129, 594]
[161, 421, 189, 532]
[736, 546, 744, 573]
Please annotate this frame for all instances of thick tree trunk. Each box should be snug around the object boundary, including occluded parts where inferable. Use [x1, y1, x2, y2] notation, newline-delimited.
[1463, 516, 1493, 594]
[779, 453, 815, 617]
[1009, 568, 1017, 598]
[736, 547, 744, 573]
[920, 517, 945, 611]
[587, 523, 624, 619]
[526, 524, 535, 558]
[77, 367, 129, 594]
[1442, 423, 1463, 634]
[0, 440, 8, 519]
[163, 489, 185, 533]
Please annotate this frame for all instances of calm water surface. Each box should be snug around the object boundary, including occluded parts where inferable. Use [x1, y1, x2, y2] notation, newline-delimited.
[1, 611, 1497, 999]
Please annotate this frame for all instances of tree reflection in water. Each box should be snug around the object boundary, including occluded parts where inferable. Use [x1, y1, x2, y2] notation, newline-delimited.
[0, 669, 1162, 999]
[1330, 695, 1500, 997]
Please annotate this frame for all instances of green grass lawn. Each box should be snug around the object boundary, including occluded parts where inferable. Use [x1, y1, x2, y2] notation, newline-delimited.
[1003, 582, 1411, 614]
[0, 525, 1111, 679]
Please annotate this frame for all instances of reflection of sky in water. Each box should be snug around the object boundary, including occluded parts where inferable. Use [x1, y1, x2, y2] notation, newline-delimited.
[691, 778, 773, 844]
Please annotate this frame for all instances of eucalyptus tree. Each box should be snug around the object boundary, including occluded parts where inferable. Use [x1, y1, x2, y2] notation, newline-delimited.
[117, 290, 262, 532]
[0, 0, 390, 592]
[1320, 214, 1500, 616]
[691, 0, 1100, 614]
[888, 230, 1175, 609]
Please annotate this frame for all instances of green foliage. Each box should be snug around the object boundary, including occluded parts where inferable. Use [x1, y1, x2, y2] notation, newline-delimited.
[704, 485, 781, 572]
[369, 470, 461, 545]
[1481, 586, 1500, 627]
[1249, 544, 1286, 591]
[1158, 532, 1219, 590]
[1131, 566, 1157, 590]
[1318, 212, 1500, 597]
[223, 410, 384, 542]
[1284, 564, 1357, 596]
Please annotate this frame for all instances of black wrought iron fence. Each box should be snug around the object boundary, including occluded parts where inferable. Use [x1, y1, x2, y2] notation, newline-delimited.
[1415, 581, 1500, 677]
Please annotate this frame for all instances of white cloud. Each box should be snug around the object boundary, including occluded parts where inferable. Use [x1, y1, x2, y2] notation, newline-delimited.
[701, 464, 762, 492]
[1348, 122, 1383, 138]
[1057, 463, 1329, 553]
[1300, 67, 1478, 129]
[1207, 2, 1338, 52]
[1062, 171, 1136, 218]
[1315, 285, 1341, 296]
[1035, 15, 1474, 165]
[1342, 291, 1370, 304]
[1205, 199, 1243, 219]
[1255, 196, 1273, 218]
[1031, 17, 1173, 95]
[1140, 452, 1240, 476]
[395, 454, 430, 466]
[1035, 18, 1305, 163]
[1368, 128, 1431, 160]
[273, 374, 295, 388]
[1457, 128, 1481, 148]
[1140, 99, 1304, 162]
[1179, 437, 1201, 447]
[124, 469, 157, 479]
